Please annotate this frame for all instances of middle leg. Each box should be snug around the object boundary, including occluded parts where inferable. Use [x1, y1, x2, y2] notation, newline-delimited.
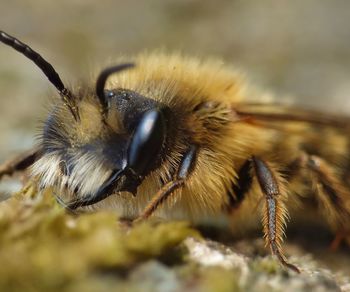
[252, 156, 300, 272]
[134, 145, 198, 222]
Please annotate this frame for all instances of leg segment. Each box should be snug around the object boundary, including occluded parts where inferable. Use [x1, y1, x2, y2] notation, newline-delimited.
[288, 153, 350, 249]
[252, 156, 300, 273]
[0, 147, 41, 180]
[134, 145, 198, 222]
[226, 159, 253, 210]
[287, 153, 350, 229]
[228, 157, 298, 272]
[306, 155, 350, 226]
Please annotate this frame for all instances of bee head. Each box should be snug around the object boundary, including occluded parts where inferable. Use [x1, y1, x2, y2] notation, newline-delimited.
[0, 31, 173, 208]
[33, 65, 169, 206]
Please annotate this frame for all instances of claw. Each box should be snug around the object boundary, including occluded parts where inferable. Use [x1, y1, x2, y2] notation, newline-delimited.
[329, 229, 350, 251]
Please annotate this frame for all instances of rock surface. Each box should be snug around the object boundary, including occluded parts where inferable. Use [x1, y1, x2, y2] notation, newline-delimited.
[0, 185, 348, 292]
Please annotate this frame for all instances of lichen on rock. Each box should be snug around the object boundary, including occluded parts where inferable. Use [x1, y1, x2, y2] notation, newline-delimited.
[0, 184, 348, 292]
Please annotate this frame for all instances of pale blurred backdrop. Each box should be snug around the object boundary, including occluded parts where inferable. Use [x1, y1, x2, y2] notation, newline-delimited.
[1, 0, 350, 165]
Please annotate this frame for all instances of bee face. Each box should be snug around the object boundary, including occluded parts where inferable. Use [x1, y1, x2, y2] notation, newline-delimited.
[35, 86, 169, 205]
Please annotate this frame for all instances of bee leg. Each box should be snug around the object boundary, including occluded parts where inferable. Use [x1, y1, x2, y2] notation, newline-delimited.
[134, 180, 184, 222]
[225, 159, 253, 211]
[0, 147, 41, 181]
[306, 155, 350, 224]
[252, 156, 300, 273]
[286, 153, 350, 250]
[329, 229, 350, 250]
[134, 145, 197, 222]
[297, 154, 350, 249]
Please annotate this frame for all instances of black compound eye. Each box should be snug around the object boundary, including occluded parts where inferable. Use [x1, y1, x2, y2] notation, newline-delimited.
[126, 109, 166, 176]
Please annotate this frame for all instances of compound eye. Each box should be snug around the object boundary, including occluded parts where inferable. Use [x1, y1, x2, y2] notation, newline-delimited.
[126, 109, 166, 176]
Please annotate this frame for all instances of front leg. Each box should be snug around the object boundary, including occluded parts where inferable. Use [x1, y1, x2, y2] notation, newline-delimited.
[134, 145, 198, 222]
[252, 156, 300, 273]
[0, 147, 41, 180]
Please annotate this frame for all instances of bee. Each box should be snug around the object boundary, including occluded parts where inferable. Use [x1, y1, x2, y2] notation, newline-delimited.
[0, 31, 349, 273]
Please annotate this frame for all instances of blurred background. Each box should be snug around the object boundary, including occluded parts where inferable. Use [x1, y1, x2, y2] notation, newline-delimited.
[1, 0, 350, 163]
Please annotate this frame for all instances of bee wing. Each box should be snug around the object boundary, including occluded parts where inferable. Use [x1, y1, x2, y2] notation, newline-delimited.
[234, 102, 350, 129]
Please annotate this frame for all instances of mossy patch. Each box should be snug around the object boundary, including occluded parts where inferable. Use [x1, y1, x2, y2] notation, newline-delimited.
[0, 183, 346, 292]
[0, 185, 198, 291]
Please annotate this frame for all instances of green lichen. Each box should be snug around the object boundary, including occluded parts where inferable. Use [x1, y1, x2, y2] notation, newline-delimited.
[0, 186, 199, 292]
[0, 183, 346, 292]
[192, 266, 241, 292]
[250, 256, 282, 275]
